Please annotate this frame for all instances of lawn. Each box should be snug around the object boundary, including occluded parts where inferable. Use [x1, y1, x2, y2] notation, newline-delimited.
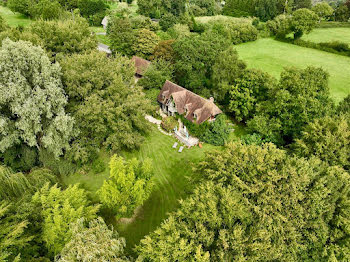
[63, 125, 225, 254]
[301, 27, 350, 44]
[235, 38, 350, 103]
[0, 6, 32, 27]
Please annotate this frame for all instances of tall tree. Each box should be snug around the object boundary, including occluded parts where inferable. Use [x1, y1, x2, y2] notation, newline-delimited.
[290, 8, 318, 39]
[98, 155, 154, 219]
[293, 114, 350, 170]
[57, 218, 131, 261]
[60, 51, 152, 163]
[0, 202, 33, 261]
[108, 17, 136, 56]
[0, 39, 75, 158]
[32, 184, 99, 256]
[29, 17, 97, 58]
[137, 143, 350, 261]
[228, 69, 276, 122]
[247, 66, 334, 145]
[173, 31, 231, 96]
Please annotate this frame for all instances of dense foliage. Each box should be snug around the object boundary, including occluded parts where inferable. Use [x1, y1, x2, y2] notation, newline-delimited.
[0, 39, 74, 160]
[32, 183, 99, 255]
[137, 143, 350, 261]
[29, 17, 97, 58]
[57, 218, 130, 261]
[138, 59, 174, 90]
[98, 155, 154, 219]
[60, 51, 151, 162]
[248, 67, 334, 145]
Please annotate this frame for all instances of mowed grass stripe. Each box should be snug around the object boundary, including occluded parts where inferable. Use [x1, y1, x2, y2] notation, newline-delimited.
[301, 27, 350, 44]
[235, 38, 350, 103]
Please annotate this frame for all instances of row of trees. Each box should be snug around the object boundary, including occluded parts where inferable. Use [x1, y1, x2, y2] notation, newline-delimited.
[7, 0, 108, 24]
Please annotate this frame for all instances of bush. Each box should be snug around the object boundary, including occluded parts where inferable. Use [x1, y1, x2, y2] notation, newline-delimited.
[159, 13, 178, 31]
[161, 116, 178, 132]
[179, 114, 230, 146]
[39, 150, 77, 176]
[206, 19, 258, 44]
[91, 159, 106, 173]
[1, 145, 38, 172]
[28, 0, 63, 20]
[138, 59, 174, 89]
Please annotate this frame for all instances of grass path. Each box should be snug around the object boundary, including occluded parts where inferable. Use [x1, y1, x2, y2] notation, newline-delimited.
[301, 28, 350, 44]
[0, 6, 32, 27]
[236, 38, 350, 103]
[63, 126, 220, 254]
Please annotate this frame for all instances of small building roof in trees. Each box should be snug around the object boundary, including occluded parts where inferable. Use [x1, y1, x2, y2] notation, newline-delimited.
[158, 80, 222, 124]
[131, 56, 151, 76]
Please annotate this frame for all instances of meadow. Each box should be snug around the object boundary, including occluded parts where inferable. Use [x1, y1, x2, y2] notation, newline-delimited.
[235, 38, 350, 103]
[0, 6, 32, 27]
[301, 27, 350, 44]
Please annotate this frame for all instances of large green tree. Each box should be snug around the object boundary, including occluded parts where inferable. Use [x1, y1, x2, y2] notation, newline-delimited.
[57, 217, 130, 261]
[138, 59, 174, 90]
[29, 17, 97, 58]
[0, 39, 75, 158]
[293, 114, 350, 170]
[228, 69, 276, 122]
[247, 66, 334, 145]
[32, 183, 99, 256]
[60, 51, 152, 162]
[108, 17, 136, 56]
[290, 8, 319, 39]
[211, 46, 247, 102]
[98, 155, 154, 219]
[173, 31, 231, 96]
[137, 143, 350, 261]
[0, 202, 32, 262]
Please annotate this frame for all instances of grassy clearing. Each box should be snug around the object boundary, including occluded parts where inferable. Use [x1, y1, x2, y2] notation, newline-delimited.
[235, 38, 350, 103]
[0, 6, 32, 27]
[63, 125, 239, 253]
[301, 28, 350, 44]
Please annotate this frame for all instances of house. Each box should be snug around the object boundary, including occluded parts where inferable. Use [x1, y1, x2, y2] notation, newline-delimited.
[158, 80, 222, 124]
[131, 56, 151, 81]
[101, 16, 109, 30]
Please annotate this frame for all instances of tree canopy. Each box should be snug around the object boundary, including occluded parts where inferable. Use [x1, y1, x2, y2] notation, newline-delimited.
[60, 51, 152, 162]
[98, 155, 154, 219]
[137, 143, 350, 261]
[0, 39, 74, 158]
[247, 66, 334, 145]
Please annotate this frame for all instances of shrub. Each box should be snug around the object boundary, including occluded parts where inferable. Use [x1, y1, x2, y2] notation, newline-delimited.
[159, 13, 178, 31]
[1, 145, 38, 172]
[91, 159, 106, 173]
[28, 0, 63, 20]
[138, 59, 174, 90]
[161, 117, 178, 132]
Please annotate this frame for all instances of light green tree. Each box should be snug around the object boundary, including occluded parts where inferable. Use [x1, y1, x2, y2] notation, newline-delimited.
[312, 2, 334, 21]
[133, 29, 160, 59]
[98, 155, 154, 219]
[57, 217, 131, 261]
[0, 39, 75, 158]
[32, 184, 100, 255]
[0, 201, 32, 262]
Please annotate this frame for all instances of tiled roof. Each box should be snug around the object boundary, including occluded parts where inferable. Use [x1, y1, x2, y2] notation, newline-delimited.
[131, 56, 151, 76]
[158, 80, 222, 124]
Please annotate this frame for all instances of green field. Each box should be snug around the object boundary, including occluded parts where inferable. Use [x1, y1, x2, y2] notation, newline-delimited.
[63, 125, 222, 254]
[0, 6, 32, 27]
[236, 38, 350, 103]
[302, 28, 350, 44]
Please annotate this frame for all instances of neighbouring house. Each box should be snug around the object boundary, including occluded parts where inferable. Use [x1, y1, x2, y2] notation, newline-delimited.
[158, 80, 222, 124]
[101, 16, 109, 30]
[131, 56, 151, 81]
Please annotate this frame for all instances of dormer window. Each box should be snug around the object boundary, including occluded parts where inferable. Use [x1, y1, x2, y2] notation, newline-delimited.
[193, 113, 197, 119]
